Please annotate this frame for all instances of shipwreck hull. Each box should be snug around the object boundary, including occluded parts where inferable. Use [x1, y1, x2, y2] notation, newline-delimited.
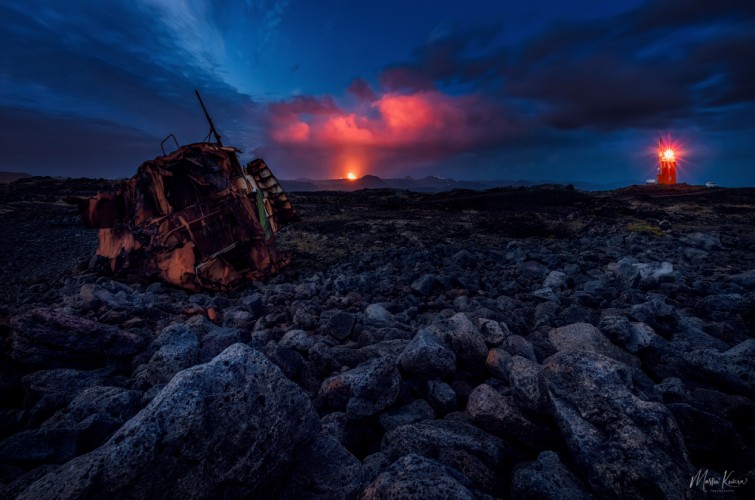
[71, 143, 296, 291]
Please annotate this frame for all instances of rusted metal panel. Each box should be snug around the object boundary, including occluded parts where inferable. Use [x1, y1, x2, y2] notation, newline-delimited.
[68, 143, 297, 292]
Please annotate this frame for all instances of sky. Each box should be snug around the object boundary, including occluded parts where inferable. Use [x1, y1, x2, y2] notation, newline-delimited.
[1, 0, 754, 186]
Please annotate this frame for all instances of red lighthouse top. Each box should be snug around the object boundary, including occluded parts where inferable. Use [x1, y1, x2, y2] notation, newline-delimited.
[657, 137, 677, 185]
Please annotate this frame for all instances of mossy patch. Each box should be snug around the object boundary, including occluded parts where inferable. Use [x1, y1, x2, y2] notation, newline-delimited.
[627, 223, 664, 236]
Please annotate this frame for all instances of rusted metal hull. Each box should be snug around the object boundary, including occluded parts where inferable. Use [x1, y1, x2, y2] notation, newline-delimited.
[69, 143, 296, 292]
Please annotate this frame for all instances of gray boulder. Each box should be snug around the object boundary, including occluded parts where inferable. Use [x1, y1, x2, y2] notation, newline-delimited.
[427, 313, 487, 373]
[364, 304, 394, 324]
[411, 274, 438, 296]
[547, 323, 637, 365]
[680, 231, 722, 250]
[629, 298, 678, 337]
[9, 308, 146, 369]
[511, 450, 595, 500]
[321, 310, 355, 340]
[730, 269, 755, 290]
[0, 427, 82, 467]
[362, 454, 474, 500]
[133, 323, 200, 389]
[220, 307, 256, 329]
[531, 287, 560, 303]
[485, 348, 513, 382]
[378, 399, 435, 432]
[540, 350, 692, 499]
[509, 356, 546, 413]
[685, 339, 755, 397]
[477, 318, 509, 346]
[381, 419, 515, 496]
[598, 313, 632, 347]
[279, 329, 318, 352]
[19, 344, 320, 500]
[467, 384, 555, 450]
[361, 452, 391, 486]
[199, 327, 249, 363]
[280, 433, 364, 500]
[79, 283, 131, 310]
[501, 335, 537, 363]
[398, 330, 456, 379]
[543, 271, 568, 290]
[22, 369, 110, 425]
[318, 356, 400, 419]
[427, 380, 457, 414]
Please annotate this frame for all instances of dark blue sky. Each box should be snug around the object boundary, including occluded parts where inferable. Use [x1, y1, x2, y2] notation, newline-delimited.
[1, 0, 753, 185]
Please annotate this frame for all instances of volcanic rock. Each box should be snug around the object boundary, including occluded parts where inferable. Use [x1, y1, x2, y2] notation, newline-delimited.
[381, 419, 516, 496]
[132, 323, 200, 389]
[511, 450, 594, 500]
[547, 322, 637, 365]
[467, 383, 555, 450]
[377, 399, 435, 432]
[317, 356, 401, 419]
[426, 313, 487, 373]
[540, 350, 693, 498]
[363, 454, 475, 499]
[684, 339, 755, 397]
[9, 308, 146, 370]
[397, 330, 457, 379]
[17, 344, 320, 499]
[280, 433, 364, 500]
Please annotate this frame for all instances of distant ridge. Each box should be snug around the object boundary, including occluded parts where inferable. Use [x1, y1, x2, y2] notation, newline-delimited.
[280, 175, 635, 193]
[0, 171, 33, 184]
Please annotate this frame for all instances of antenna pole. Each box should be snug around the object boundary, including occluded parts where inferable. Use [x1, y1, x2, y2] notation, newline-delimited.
[195, 90, 223, 146]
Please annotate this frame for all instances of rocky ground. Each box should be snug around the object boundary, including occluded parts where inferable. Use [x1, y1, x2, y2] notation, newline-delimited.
[0, 177, 754, 499]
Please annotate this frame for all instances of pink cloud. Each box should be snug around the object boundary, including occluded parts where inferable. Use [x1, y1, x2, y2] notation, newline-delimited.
[263, 83, 514, 178]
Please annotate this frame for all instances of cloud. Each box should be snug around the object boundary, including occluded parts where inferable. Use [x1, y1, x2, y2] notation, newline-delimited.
[265, 85, 517, 177]
[0, 0, 266, 176]
[505, 0, 755, 130]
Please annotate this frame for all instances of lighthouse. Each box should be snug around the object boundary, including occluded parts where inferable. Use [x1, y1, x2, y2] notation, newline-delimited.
[657, 137, 677, 185]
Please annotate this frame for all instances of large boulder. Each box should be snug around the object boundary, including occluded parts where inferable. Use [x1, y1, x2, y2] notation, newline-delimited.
[9, 308, 146, 370]
[18, 344, 320, 499]
[363, 454, 474, 499]
[132, 324, 200, 389]
[467, 384, 555, 450]
[684, 339, 755, 397]
[426, 313, 487, 374]
[629, 298, 678, 337]
[22, 369, 111, 425]
[378, 399, 435, 432]
[317, 356, 400, 419]
[0, 385, 146, 467]
[511, 450, 595, 500]
[540, 350, 692, 499]
[279, 433, 364, 500]
[548, 323, 637, 365]
[398, 330, 456, 379]
[508, 356, 546, 413]
[381, 419, 516, 496]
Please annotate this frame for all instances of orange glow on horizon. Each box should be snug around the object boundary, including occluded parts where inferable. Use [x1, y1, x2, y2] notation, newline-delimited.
[346, 172, 357, 180]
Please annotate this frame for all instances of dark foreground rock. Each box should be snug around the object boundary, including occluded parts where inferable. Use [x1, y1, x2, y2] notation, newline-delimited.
[363, 453, 475, 499]
[17, 344, 320, 499]
[541, 350, 693, 499]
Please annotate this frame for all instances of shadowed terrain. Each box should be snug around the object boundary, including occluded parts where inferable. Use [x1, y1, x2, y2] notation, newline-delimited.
[1, 178, 754, 498]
